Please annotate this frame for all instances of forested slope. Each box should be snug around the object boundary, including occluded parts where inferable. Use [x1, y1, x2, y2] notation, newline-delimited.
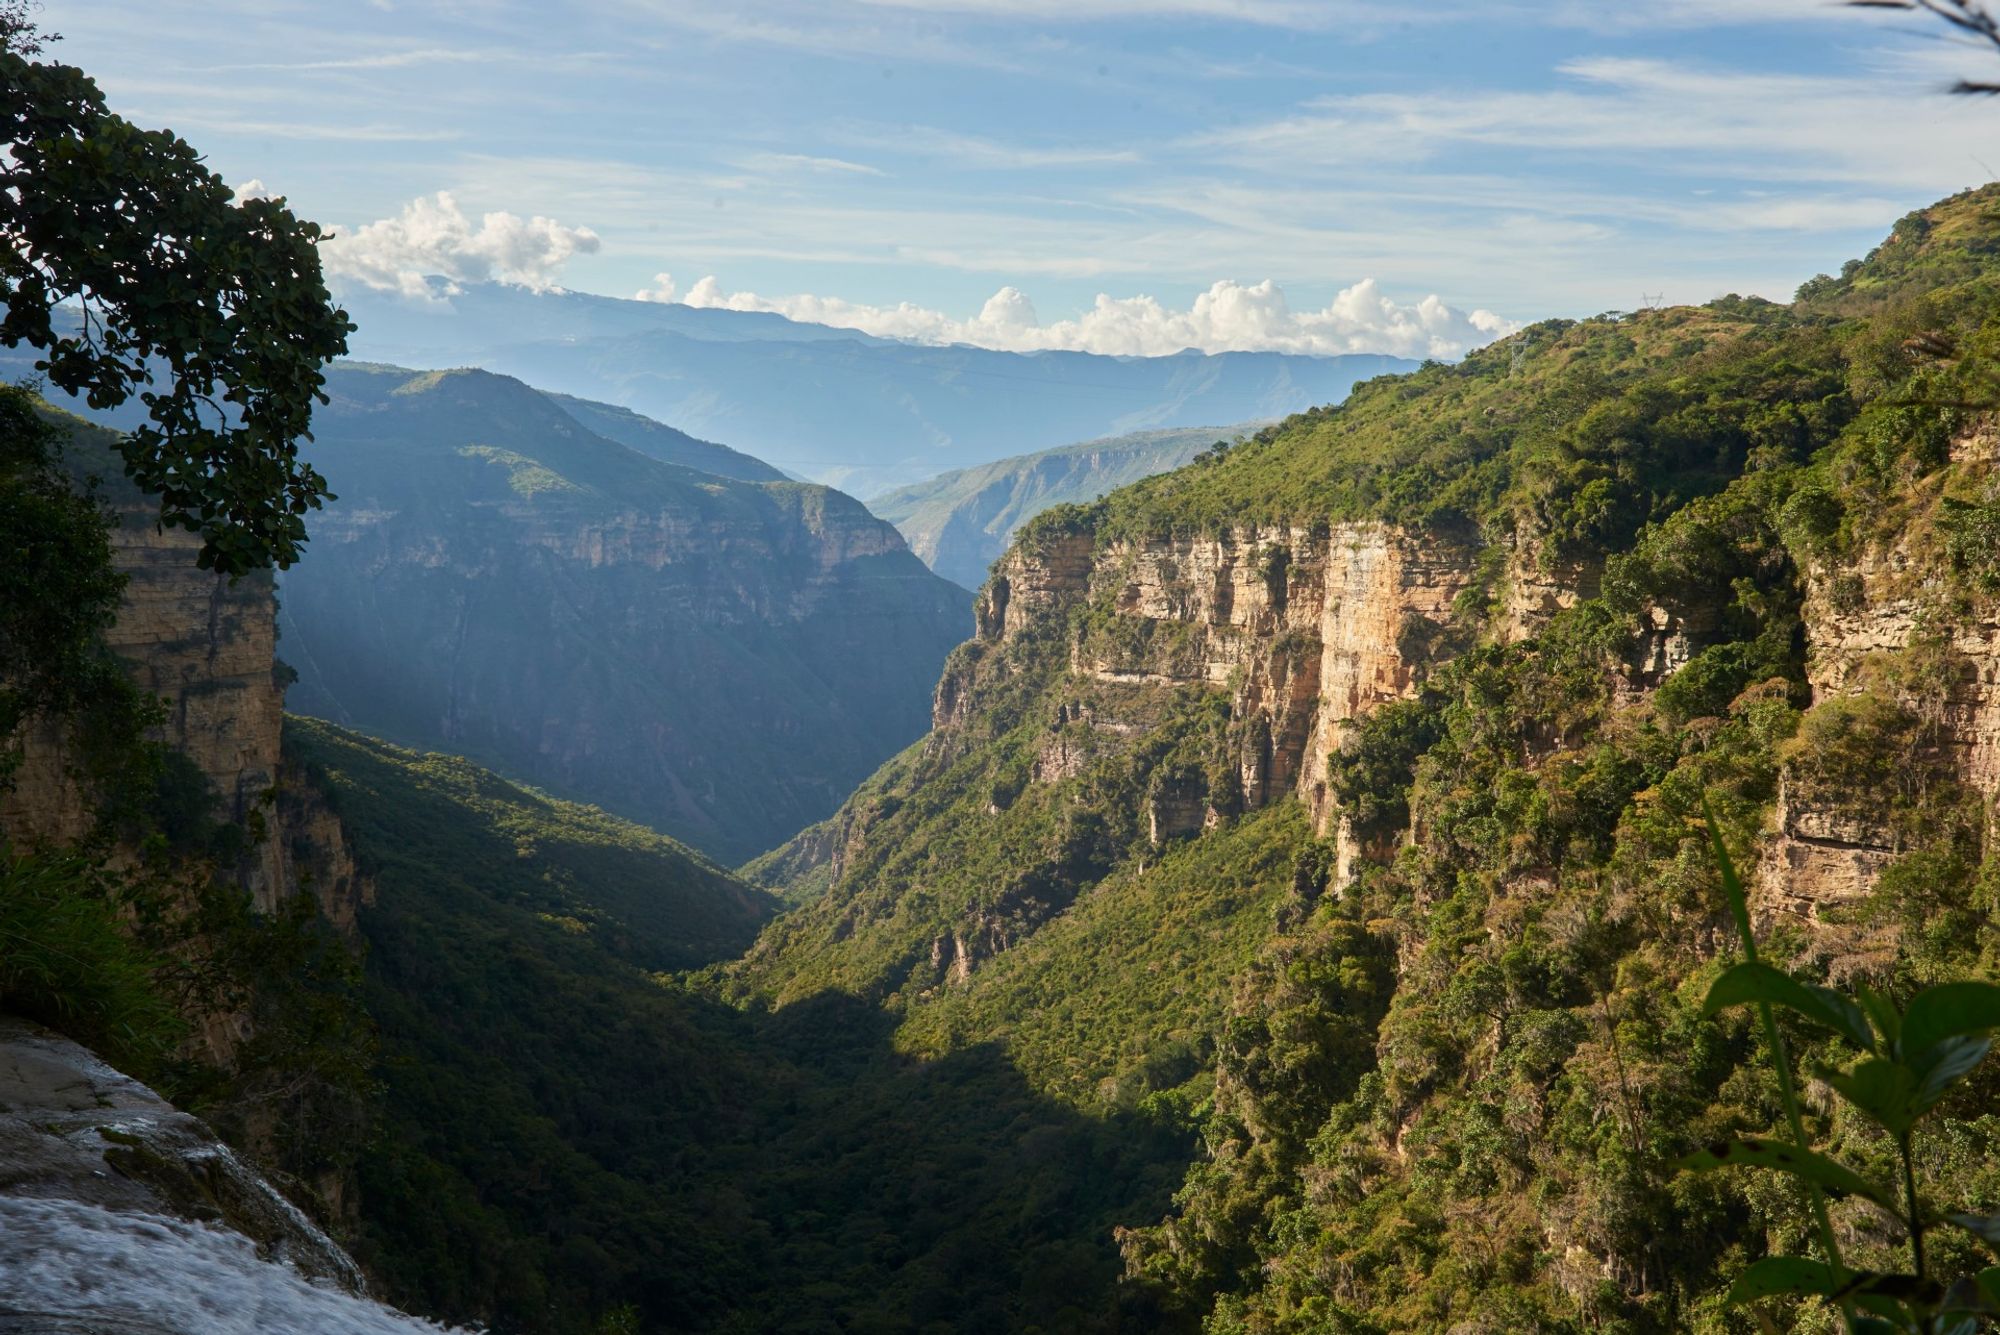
[290, 716, 1192, 1334]
[278, 364, 971, 863]
[737, 186, 2000, 1333]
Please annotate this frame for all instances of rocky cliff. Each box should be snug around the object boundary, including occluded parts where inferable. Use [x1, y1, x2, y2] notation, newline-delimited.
[962, 521, 1478, 865]
[732, 189, 2000, 1332]
[0, 1016, 454, 1334]
[278, 363, 971, 863]
[0, 419, 366, 928]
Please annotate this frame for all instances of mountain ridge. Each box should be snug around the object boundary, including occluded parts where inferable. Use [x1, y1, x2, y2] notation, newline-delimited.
[277, 361, 973, 864]
[335, 281, 1420, 495]
[869, 421, 1273, 588]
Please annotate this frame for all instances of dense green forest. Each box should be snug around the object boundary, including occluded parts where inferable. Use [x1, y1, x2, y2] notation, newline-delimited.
[6, 17, 2000, 1326]
[732, 187, 2000, 1333]
[288, 718, 1195, 1333]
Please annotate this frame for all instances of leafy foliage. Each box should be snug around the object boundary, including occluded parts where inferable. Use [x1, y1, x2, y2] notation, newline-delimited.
[738, 186, 2000, 1335]
[0, 48, 349, 572]
[289, 717, 1192, 1334]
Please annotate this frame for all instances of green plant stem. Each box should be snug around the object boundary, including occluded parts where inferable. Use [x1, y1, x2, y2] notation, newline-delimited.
[1704, 806, 1852, 1328]
[1899, 1132, 1927, 1305]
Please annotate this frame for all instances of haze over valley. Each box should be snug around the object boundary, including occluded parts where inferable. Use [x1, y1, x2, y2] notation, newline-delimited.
[7, 4, 2000, 1335]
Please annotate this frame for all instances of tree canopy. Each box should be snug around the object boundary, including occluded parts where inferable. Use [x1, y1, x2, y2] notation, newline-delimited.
[0, 44, 350, 573]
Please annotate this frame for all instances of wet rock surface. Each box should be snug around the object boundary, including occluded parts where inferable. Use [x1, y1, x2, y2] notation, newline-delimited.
[0, 1017, 362, 1295]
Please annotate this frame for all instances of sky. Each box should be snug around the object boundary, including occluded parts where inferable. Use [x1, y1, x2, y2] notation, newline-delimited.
[36, 0, 2000, 359]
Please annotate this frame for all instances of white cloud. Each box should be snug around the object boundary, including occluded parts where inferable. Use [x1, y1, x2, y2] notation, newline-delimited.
[839, 124, 1143, 169]
[849, 0, 1342, 20]
[325, 192, 602, 299]
[230, 178, 275, 203]
[740, 152, 887, 176]
[647, 273, 1512, 358]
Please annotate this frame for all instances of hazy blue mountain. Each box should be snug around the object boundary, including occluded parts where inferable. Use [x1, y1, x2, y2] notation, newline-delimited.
[540, 391, 785, 482]
[870, 421, 1271, 589]
[274, 363, 971, 863]
[337, 281, 1419, 496]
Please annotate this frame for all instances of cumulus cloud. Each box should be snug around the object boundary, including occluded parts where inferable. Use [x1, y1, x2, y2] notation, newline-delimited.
[230, 179, 275, 203]
[638, 273, 1511, 359]
[323, 192, 601, 299]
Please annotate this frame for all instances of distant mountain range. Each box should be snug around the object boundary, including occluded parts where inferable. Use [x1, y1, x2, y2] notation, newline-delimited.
[869, 422, 1270, 590]
[272, 363, 970, 862]
[337, 282, 1418, 496]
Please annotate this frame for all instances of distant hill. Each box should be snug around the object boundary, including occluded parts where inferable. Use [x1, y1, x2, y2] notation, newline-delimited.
[275, 362, 971, 863]
[869, 422, 1271, 589]
[536, 392, 785, 482]
[337, 281, 1418, 496]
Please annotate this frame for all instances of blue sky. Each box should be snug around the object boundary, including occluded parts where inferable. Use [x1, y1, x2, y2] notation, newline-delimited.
[39, 0, 2000, 356]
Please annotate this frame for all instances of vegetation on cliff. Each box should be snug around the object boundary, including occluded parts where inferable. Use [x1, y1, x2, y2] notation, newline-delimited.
[288, 715, 1194, 1334]
[738, 187, 2000, 1333]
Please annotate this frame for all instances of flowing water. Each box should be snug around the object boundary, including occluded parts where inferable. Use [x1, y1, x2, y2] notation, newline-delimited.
[0, 1197, 470, 1334]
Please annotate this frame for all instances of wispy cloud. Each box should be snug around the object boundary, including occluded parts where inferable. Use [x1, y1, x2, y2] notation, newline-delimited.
[839, 124, 1144, 168]
[206, 47, 506, 72]
[1183, 54, 2000, 192]
[740, 152, 888, 176]
[846, 0, 1346, 23]
[136, 113, 463, 143]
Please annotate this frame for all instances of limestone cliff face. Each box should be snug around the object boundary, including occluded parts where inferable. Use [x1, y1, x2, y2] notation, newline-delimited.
[0, 497, 369, 932]
[933, 468, 2000, 942]
[1764, 425, 2000, 942]
[1, 503, 282, 893]
[952, 522, 1478, 875]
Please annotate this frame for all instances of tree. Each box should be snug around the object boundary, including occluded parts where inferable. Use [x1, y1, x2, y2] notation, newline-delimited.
[0, 28, 351, 575]
[1853, 1, 2000, 94]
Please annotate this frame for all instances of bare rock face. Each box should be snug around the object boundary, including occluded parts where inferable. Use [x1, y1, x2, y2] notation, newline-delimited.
[0, 1017, 364, 1293]
[977, 531, 1097, 643]
[966, 523, 1477, 877]
[0, 506, 287, 903]
[0, 502, 370, 929]
[1147, 773, 1209, 846]
[0, 1017, 464, 1335]
[1766, 424, 2000, 930]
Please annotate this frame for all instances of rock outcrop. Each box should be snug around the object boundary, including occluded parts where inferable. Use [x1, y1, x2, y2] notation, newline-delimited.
[0, 491, 369, 931]
[0, 1016, 452, 1334]
[1765, 424, 2000, 932]
[955, 522, 1479, 876]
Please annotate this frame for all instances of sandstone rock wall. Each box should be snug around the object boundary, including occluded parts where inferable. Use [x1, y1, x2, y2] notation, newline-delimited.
[0, 503, 368, 928]
[964, 523, 1482, 874]
[1762, 425, 2000, 938]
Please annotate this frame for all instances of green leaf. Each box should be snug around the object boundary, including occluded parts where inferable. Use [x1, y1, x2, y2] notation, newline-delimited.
[1855, 984, 1902, 1049]
[1679, 1138, 1900, 1213]
[1823, 1058, 1918, 1136]
[1703, 799, 1755, 947]
[1939, 1274, 2000, 1318]
[1726, 1256, 1840, 1304]
[1899, 982, 2000, 1062]
[1703, 961, 1876, 1051]
[1978, 1267, 2000, 1309]
[1910, 1035, 1991, 1115]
